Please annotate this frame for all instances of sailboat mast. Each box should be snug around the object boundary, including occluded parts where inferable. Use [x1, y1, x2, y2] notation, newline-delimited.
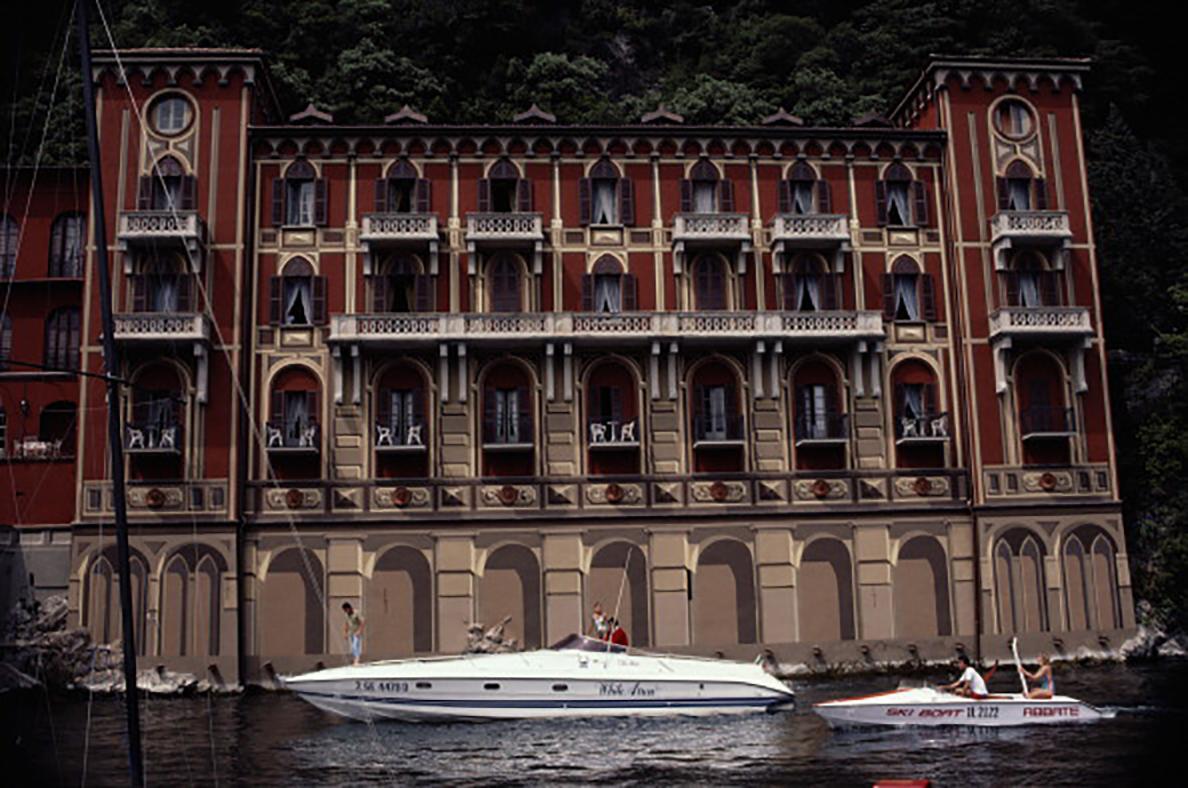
[74, 1, 145, 784]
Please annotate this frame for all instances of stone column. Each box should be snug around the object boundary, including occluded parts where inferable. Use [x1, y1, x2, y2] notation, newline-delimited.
[649, 529, 690, 647]
[327, 535, 365, 658]
[755, 528, 796, 643]
[435, 534, 476, 652]
[948, 520, 977, 636]
[854, 524, 893, 640]
[542, 532, 584, 643]
[751, 398, 786, 472]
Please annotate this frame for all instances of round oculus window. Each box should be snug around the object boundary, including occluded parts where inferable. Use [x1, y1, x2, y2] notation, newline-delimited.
[151, 95, 193, 136]
[993, 99, 1035, 141]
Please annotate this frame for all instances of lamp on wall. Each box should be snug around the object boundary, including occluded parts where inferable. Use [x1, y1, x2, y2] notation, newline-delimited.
[18, 398, 29, 417]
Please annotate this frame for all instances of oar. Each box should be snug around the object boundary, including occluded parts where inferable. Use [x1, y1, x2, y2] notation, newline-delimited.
[1010, 636, 1028, 695]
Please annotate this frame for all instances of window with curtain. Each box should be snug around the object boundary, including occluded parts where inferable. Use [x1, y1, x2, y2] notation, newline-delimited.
[49, 213, 85, 278]
[591, 178, 618, 224]
[283, 390, 312, 443]
[901, 383, 925, 419]
[702, 385, 729, 440]
[798, 384, 832, 438]
[0, 214, 17, 277]
[594, 274, 621, 313]
[130, 389, 179, 450]
[150, 157, 186, 211]
[694, 256, 727, 310]
[494, 388, 521, 443]
[383, 388, 419, 444]
[880, 162, 915, 227]
[894, 273, 920, 320]
[489, 256, 522, 312]
[284, 276, 312, 325]
[693, 180, 717, 212]
[287, 179, 315, 225]
[45, 307, 80, 371]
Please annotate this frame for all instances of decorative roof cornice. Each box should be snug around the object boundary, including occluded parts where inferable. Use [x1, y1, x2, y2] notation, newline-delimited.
[513, 104, 557, 124]
[289, 103, 333, 124]
[761, 108, 803, 127]
[641, 105, 684, 124]
[891, 54, 1092, 127]
[385, 105, 428, 124]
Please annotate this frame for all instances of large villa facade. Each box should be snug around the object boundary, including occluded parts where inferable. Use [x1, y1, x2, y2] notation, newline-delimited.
[0, 50, 1134, 683]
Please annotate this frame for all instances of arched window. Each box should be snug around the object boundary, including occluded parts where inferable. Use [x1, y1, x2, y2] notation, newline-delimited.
[488, 255, 523, 313]
[892, 359, 948, 468]
[994, 530, 1049, 634]
[479, 158, 528, 213]
[376, 159, 430, 214]
[792, 360, 847, 465]
[693, 255, 728, 310]
[49, 212, 85, 278]
[581, 255, 636, 313]
[374, 362, 430, 479]
[271, 159, 326, 227]
[681, 159, 732, 213]
[783, 254, 837, 311]
[781, 161, 830, 215]
[585, 360, 641, 475]
[127, 363, 184, 458]
[882, 256, 936, 322]
[133, 256, 191, 313]
[371, 254, 430, 313]
[269, 257, 326, 326]
[481, 362, 535, 477]
[38, 401, 77, 456]
[1005, 251, 1060, 308]
[267, 366, 321, 454]
[690, 361, 744, 473]
[0, 314, 11, 371]
[1, 214, 19, 277]
[994, 99, 1036, 141]
[876, 162, 928, 227]
[580, 158, 630, 225]
[1014, 353, 1073, 463]
[45, 307, 80, 371]
[997, 160, 1047, 212]
[136, 156, 195, 212]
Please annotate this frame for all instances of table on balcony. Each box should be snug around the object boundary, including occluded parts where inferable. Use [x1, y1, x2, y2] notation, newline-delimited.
[770, 213, 852, 272]
[360, 213, 439, 273]
[672, 212, 752, 272]
[989, 210, 1072, 269]
[465, 213, 545, 273]
[117, 210, 207, 272]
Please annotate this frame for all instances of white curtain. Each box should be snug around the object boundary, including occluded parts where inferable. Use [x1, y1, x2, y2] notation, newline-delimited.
[800, 385, 828, 436]
[693, 182, 716, 212]
[286, 391, 308, 440]
[285, 278, 311, 325]
[594, 275, 620, 313]
[496, 389, 519, 442]
[793, 182, 814, 214]
[593, 180, 617, 224]
[1008, 178, 1031, 210]
[894, 274, 919, 320]
[796, 275, 820, 311]
[1018, 272, 1041, 307]
[887, 183, 911, 225]
[903, 384, 924, 419]
[151, 275, 178, 312]
[708, 386, 727, 437]
[288, 181, 314, 225]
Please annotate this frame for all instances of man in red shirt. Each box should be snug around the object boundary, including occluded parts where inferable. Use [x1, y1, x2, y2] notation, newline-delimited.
[608, 617, 629, 647]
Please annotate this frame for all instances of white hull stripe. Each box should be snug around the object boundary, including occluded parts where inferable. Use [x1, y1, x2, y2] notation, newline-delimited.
[295, 689, 787, 710]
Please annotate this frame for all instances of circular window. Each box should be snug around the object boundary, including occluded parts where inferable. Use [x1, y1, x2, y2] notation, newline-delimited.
[993, 99, 1035, 141]
[151, 95, 193, 136]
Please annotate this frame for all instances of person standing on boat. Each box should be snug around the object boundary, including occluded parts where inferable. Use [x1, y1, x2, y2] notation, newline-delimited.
[941, 654, 989, 699]
[1023, 653, 1054, 699]
[608, 618, 629, 647]
[342, 602, 365, 666]
[590, 601, 610, 640]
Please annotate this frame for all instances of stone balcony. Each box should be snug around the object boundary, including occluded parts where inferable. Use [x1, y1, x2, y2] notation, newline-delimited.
[989, 210, 1072, 269]
[360, 213, 439, 270]
[330, 309, 885, 347]
[116, 210, 207, 272]
[988, 306, 1092, 342]
[770, 213, 852, 272]
[672, 212, 752, 271]
[465, 212, 545, 273]
[112, 312, 211, 403]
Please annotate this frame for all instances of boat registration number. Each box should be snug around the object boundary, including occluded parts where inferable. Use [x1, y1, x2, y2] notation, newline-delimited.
[354, 680, 410, 693]
[966, 705, 1000, 719]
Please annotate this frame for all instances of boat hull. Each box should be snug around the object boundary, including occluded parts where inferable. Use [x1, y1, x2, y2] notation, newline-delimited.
[284, 647, 793, 722]
[814, 688, 1113, 728]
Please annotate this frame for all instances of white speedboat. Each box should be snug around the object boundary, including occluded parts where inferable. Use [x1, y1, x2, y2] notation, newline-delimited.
[814, 686, 1114, 728]
[283, 634, 795, 722]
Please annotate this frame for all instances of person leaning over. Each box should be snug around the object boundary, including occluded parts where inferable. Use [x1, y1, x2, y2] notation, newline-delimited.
[342, 602, 365, 666]
[940, 654, 991, 699]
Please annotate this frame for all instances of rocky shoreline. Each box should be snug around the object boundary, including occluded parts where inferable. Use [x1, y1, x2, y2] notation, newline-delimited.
[4, 596, 1184, 695]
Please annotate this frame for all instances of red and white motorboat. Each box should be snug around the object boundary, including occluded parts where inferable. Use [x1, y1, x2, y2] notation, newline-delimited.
[814, 686, 1114, 728]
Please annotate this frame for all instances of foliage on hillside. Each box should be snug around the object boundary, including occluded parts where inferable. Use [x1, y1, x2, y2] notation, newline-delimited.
[2, 0, 1186, 632]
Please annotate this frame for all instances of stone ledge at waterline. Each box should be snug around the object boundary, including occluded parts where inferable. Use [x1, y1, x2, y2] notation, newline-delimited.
[0, 595, 237, 695]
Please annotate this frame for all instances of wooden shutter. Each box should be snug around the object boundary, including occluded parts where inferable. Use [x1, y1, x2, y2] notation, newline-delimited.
[415, 179, 431, 213]
[477, 179, 491, 212]
[414, 274, 433, 312]
[180, 176, 197, 211]
[881, 273, 896, 320]
[622, 274, 638, 311]
[816, 180, 832, 213]
[923, 383, 938, 417]
[268, 277, 282, 324]
[777, 181, 791, 214]
[516, 386, 531, 442]
[132, 275, 147, 312]
[67, 309, 81, 370]
[1034, 178, 1048, 210]
[374, 179, 388, 212]
[912, 181, 930, 226]
[619, 178, 635, 226]
[516, 179, 533, 212]
[920, 274, 937, 321]
[893, 383, 906, 418]
[824, 383, 840, 418]
[693, 384, 707, 416]
[314, 179, 328, 225]
[312, 276, 328, 324]
[376, 388, 392, 433]
[271, 178, 284, 225]
[580, 274, 593, 311]
[370, 275, 388, 312]
[679, 180, 692, 212]
[1040, 271, 1060, 306]
[1005, 272, 1020, 306]
[176, 276, 192, 312]
[718, 179, 735, 212]
[821, 274, 839, 310]
[578, 178, 591, 226]
[270, 390, 285, 428]
[483, 388, 497, 442]
[875, 182, 888, 226]
[305, 390, 320, 430]
[996, 177, 1010, 210]
[781, 273, 796, 310]
[137, 177, 153, 210]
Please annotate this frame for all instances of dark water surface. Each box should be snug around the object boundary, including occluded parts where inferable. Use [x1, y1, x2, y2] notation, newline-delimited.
[2, 660, 1183, 786]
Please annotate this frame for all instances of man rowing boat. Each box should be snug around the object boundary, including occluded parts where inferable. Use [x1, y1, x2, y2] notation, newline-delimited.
[940, 654, 998, 699]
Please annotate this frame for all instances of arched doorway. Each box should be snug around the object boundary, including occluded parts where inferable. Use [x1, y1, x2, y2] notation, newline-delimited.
[1063, 526, 1121, 631]
[893, 536, 952, 638]
[478, 545, 542, 649]
[367, 546, 433, 656]
[84, 548, 148, 654]
[587, 542, 648, 646]
[993, 528, 1048, 634]
[158, 545, 225, 658]
[693, 539, 756, 646]
[261, 548, 325, 656]
[798, 539, 855, 642]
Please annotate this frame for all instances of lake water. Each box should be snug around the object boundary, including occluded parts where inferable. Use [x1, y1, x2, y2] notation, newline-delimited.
[2, 660, 1183, 785]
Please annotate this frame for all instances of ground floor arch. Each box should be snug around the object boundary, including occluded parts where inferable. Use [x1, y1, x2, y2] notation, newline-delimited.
[693, 539, 756, 646]
[798, 538, 855, 642]
[260, 548, 325, 657]
[994, 528, 1048, 634]
[478, 544, 542, 649]
[893, 536, 952, 638]
[367, 546, 433, 656]
[1063, 526, 1121, 632]
[159, 545, 226, 658]
[84, 546, 148, 655]
[587, 541, 649, 646]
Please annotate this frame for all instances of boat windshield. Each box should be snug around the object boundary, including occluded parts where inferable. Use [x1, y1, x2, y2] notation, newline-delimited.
[549, 633, 628, 654]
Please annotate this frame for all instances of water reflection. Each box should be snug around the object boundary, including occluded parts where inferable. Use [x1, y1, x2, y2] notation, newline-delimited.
[0, 661, 1182, 785]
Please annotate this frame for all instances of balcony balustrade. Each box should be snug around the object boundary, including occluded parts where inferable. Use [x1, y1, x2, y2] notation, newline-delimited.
[1019, 405, 1075, 439]
[692, 414, 745, 447]
[125, 421, 181, 455]
[360, 213, 438, 245]
[989, 210, 1072, 269]
[265, 419, 320, 454]
[988, 306, 1092, 342]
[895, 411, 950, 444]
[672, 212, 751, 244]
[465, 212, 545, 273]
[117, 210, 206, 272]
[482, 414, 534, 450]
[112, 312, 210, 344]
[794, 412, 849, 445]
[330, 310, 884, 347]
